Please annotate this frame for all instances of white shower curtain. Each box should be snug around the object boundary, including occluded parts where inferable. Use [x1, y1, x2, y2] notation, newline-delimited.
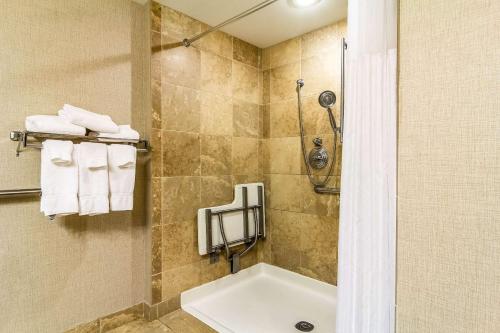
[336, 0, 397, 332]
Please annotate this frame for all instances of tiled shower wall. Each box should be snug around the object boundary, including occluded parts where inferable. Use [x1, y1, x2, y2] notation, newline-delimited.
[262, 21, 347, 284]
[148, 2, 267, 315]
[149, 2, 346, 315]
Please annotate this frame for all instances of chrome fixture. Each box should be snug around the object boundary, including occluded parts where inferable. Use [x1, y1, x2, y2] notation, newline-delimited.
[295, 39, 345, 195]
[0, 188, 41, 199]
[340, 38, 347, 142]
[182, 0, 279, 47]
[10, 130, 149, 157]
[308, 137, 329, 169]
[205, 186, 264, 274]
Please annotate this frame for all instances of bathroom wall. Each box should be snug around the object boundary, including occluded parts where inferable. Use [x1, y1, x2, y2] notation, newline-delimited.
[0, 0, 148, 332]
[148, 2, 266, 316]
[261, 21, 346, 285]
[397, 0, 500, 332]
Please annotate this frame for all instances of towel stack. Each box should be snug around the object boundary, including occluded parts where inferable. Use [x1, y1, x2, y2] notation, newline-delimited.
[34, 104, 139, 217]
[25, 104, 139, 139]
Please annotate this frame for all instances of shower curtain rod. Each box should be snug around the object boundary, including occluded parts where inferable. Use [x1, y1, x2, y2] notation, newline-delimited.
[182, 0, 279, 47]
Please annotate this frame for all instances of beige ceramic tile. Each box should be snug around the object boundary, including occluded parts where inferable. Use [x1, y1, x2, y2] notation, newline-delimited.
[164, 296, 181, 316]
[269, 100, 300, 137]
[201, 51, 232, 97]
[272, 246, 301, 273]
[269, 174, 303, 212]
[152, 226, 162, 275]
[162, 263, 201, 300]
[161, 177, 200, 224]
[162, 221, 198, 270]
[301, 175, 340, 217]
[233, 100, 260, 138]
[261, 47, 271, 70]
[233, 37, 260, 68]
[262, 104, 270, 139]
[151, 2, 162, 33]
[160, 310, 217, 333]
[100, 304, 143, 332]
[144, 303, 158, 322]
[262, 69, 271, 104]
[299, 248, 337, 284]
[64, 320, 99, 333]
[200, 176, 234, 207]
[162, 36, 201, 89]
[200, 92, 233, 136]
[200, 135, 232, 176]
[232, 61, 260, 104]
[152, 273, 162, 305]
[300, 55, 337, 97]
[161, 83, 200, 132]
[162, 131, 200, 176]
[161, 6, 201, 41]
[151, 31, 162, 83]
[270, 62, 300, 103]
[232, 137, 260, 175]
[151, 129, 162, 178]
[267, 137, 302, 174]
[200, 257, 229, 284]
[106, 319, 171, 333]
[270, 210, 302, 248]
[231, 174, 264, 186]
[270, 37, 301, 68]
[301, 20, 346, 59]
[152, 70, 162, 130]
[199, 23, 233, 59]
[152, 178, 162, 226]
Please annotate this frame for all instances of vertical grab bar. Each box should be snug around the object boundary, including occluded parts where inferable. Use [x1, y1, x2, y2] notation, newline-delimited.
[242, 187, 249, 242]
[341, 38, 347, 143]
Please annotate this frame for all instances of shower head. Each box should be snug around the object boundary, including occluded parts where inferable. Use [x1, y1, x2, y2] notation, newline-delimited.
[296, 79, 304, 88]
[318, 90, 336, 109]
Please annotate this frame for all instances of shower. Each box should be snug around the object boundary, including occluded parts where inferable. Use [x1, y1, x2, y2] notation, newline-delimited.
[296, 39, 346, 195]
[296, 80, 340, 194]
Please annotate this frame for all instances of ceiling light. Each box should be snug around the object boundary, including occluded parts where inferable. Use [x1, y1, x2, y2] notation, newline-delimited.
[291, 0, 322, 8]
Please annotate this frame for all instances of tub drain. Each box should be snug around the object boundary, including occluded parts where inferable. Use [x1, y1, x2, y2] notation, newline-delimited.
[295, 321, 314, 332]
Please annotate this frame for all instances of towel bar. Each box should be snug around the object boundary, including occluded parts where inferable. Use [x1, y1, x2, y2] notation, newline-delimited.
[10, 130, 150, 156]
[0, 188, 41, 198]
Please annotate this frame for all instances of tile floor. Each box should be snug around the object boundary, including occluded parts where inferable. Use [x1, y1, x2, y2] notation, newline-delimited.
[107, 310, 216, 333]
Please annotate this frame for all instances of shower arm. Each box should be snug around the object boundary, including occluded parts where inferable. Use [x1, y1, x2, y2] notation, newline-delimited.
[182, 0, 279, 47]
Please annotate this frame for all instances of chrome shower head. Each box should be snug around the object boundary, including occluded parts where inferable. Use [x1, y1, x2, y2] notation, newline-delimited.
[318, 90, 336, 108]
[296, 79, 304, 88]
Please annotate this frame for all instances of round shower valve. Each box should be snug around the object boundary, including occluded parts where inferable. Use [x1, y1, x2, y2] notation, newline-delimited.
[308, 137, 329, 169]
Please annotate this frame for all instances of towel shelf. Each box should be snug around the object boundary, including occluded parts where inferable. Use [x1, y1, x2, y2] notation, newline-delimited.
[10, 130, 150, 156]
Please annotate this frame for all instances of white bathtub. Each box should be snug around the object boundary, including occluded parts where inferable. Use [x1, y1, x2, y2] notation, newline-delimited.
[181, 263, 337, 333]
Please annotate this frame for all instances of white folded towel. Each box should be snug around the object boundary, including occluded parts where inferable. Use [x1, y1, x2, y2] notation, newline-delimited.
[107, 144, 137, 211]
[76, 142, 109, 216]
[97, 125, 140, 141]
[25, 115, 86, 136]
[40, 140, 79, 217]
[59, 104, 119, 133]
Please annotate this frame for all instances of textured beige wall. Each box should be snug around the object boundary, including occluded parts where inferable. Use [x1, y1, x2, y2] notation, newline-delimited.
[397, 1, 500, 332]
[262, 21, 346, 284]
[0, 1, 147, 332]
[148, 2, 265, 317]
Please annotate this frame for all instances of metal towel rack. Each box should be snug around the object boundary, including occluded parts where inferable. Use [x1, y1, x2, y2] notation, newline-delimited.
[0, 130, 150, 202]
[0, 188, 41, 199]
[10, 130, 150, 157]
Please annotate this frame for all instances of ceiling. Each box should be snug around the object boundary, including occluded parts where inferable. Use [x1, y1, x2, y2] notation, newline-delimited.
[157, 0, 347, 48]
